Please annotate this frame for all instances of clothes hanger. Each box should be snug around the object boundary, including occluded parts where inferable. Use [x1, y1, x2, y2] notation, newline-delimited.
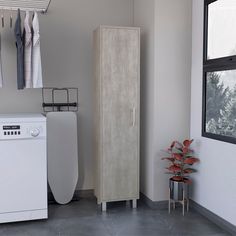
[10, 9, 13, 28]
[1, 10, 4, 28]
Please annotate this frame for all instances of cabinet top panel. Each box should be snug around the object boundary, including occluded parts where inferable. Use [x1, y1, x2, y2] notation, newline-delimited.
[95, 25, 140, 32]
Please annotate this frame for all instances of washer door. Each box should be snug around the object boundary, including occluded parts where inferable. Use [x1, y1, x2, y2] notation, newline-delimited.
[0, 139, 47, 213]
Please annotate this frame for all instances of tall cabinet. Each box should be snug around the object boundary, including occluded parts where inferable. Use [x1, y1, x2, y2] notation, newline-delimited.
[94, 26, 140, 211]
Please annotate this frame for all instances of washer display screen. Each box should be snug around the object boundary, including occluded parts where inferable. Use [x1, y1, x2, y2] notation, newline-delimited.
[3, 126, 20, 130]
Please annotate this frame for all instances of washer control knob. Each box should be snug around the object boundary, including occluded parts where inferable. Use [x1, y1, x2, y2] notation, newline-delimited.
[30, 128, 40, 137]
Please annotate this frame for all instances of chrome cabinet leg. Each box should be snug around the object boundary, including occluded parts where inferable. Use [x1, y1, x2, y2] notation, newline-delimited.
[132, 199, 137, 209]
[102, 202, 107, 212]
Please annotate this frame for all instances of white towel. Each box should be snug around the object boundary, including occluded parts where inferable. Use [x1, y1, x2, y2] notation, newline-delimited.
[24, 11, 32, 88]
[0, 34, 3, 88]
[32, 12, 43, 88]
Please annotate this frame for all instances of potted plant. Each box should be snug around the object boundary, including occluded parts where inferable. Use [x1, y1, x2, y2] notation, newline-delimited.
[162, 139, 199, 202]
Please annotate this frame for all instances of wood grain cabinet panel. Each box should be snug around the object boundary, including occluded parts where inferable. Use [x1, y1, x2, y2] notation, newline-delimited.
[93, 26, 140, 211]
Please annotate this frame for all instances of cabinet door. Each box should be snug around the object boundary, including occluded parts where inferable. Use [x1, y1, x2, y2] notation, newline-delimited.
[101, 27, 140, 201]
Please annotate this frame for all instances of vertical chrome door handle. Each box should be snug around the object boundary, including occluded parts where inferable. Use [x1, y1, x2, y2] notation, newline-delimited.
[132, 107, 136, 127]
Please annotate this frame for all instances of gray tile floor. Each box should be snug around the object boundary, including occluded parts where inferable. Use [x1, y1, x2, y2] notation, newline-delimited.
[0, 197, 230, 236]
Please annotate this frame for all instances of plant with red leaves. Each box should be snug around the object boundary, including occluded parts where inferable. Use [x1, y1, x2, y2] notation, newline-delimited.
[162, 139, 199, 184]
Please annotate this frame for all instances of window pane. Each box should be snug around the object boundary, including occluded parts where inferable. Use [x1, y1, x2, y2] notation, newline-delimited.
[208, 0, 236, 59]
[205, 69, 236, 138]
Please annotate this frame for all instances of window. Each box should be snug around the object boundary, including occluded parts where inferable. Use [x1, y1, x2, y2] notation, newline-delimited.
[203, 0, 236, 144]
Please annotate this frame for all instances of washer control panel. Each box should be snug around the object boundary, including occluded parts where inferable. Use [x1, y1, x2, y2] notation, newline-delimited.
[0, 122, 46, 140]
[3, 125, 21, 136]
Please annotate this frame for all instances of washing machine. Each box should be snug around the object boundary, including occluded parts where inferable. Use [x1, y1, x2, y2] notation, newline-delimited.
[0, 114, 47, 223]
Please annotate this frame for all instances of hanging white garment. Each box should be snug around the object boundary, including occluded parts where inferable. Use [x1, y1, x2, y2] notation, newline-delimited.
[0, 34, 3, 88]
[24, 11, 32, 88]
[32, 12, 43, 88]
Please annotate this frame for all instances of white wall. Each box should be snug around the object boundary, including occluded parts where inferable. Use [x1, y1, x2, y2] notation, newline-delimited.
[0, 0, 194, 204]
[134, 0, 155, 201]
[154, 0, 192, 201]
[134, 0, 192, 202]
[191, 0, 236, 226]
[0, 0, 134, 190]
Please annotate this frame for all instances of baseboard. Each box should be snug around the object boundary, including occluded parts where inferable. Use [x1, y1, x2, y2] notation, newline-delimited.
[48, 189, 94, 203]
[140, 193, 168, 210]
[190, 200, 236, 236]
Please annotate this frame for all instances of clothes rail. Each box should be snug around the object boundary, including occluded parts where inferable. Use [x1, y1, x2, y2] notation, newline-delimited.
[0, 0, 52, 13]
